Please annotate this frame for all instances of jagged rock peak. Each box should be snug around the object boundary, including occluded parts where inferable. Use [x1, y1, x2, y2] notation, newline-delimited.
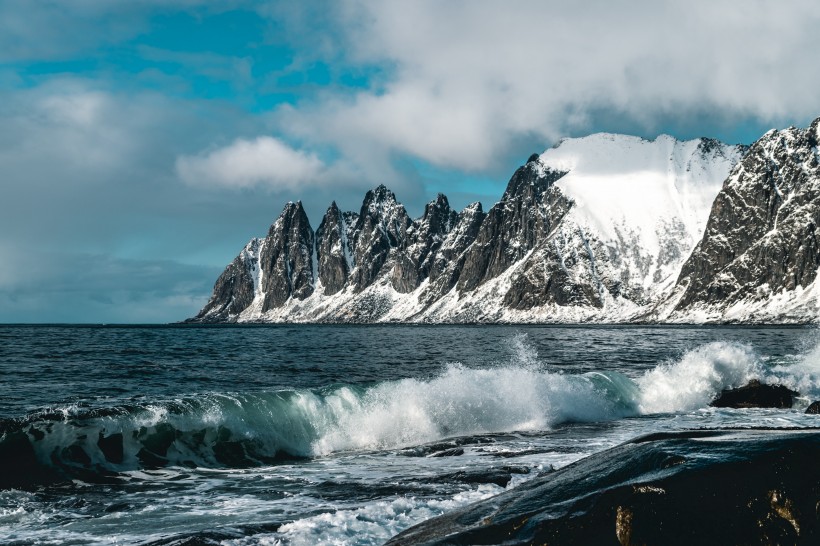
[316, 200, 355, 296]
[390, 193, 460, 294]
[458, 155, 573, 292]
[260, 200, 315, 310]
[192, 238, 263, 322]
[671, 117, 820, 319]
[697, 137, 748, 158]
[420, 193, 458, 237]
[362, 184, 399, 212]
[268, 200, 306, 233]
[502, 156, 568, 201]
[350, 185, 413, 291]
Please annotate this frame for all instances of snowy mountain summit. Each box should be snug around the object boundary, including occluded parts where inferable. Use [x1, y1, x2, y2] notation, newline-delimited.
[191, 123, 820, 323]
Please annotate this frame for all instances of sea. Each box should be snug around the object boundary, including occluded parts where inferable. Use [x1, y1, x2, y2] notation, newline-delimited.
[2, 324, 820, 545]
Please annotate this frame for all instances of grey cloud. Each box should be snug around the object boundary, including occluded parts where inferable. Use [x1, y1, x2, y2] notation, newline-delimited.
[266, 0, 820, 172]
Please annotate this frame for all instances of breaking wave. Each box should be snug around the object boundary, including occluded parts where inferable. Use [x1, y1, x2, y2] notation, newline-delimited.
[3, 336, 820, 487]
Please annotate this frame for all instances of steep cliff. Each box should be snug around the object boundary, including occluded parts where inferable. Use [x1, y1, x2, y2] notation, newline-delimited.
[190, 129, 779, 324]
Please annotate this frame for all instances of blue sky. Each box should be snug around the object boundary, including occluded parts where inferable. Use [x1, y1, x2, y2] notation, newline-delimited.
[2, 1, 820, 323]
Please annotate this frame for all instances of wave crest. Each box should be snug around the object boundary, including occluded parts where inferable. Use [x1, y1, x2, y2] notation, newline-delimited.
[3, 336, 819, 487]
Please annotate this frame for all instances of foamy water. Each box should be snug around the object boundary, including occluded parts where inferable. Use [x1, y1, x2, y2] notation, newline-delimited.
[2, 325, 818, 545]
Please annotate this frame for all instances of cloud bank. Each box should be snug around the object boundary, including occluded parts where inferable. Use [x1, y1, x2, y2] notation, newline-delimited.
[3, 0, 820, 322]
[176, 136, 324, 190]
[263, 0, 820, 173]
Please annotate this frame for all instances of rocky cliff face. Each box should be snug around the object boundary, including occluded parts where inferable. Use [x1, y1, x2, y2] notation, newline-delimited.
[457, 156, 570, 292]
[194, 238, 263, 320]
[190, 123, 820, 324]
[315, 202, 354, 296]
[661, 118, 820, 322]
[192, 201, 315, 321]
[391, 193, 458, 294]
[349, 185, 413, 292]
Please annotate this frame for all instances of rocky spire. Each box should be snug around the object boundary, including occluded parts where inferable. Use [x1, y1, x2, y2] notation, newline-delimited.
[391, 193, 458, 293]
[192, 238, 262, 321]
[349, 185, 413, 291]
[260, 201, 315, 310]
[316, 201, 354, 296]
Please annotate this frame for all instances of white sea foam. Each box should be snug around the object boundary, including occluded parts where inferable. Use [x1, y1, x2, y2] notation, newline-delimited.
[769, 340, 820, 398]
[310, 362, 623, 455]
[637, 342, 762, 413]
[233, 485, 502, 546]
[15, 335, 820, 474]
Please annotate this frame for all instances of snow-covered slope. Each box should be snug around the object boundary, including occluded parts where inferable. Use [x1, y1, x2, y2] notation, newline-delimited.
[542, 134, 744, 299]
[190, 131, 754, 324]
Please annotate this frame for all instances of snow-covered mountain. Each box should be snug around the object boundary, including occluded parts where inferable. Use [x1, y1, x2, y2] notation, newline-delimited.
[189, 124, 820, 324]
[656, 118, 820, 323]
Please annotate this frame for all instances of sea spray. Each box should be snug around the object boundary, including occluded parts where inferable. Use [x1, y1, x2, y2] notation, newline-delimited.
[6, 336, 820, 487]
[769, 337, 820, 398]
[637, 342, 761, 413]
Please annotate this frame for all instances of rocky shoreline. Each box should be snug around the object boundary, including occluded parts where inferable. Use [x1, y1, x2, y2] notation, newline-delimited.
[387, 428, 820, 545]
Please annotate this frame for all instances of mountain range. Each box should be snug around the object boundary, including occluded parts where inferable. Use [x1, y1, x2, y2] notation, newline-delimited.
[189, 118, 820, 324]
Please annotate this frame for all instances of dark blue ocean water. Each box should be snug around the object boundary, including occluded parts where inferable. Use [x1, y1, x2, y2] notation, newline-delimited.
[1, 325, 819, 544]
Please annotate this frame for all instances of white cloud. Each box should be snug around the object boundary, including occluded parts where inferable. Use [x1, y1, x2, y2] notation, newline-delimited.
[269, 0, 820, 172]
[175, 136, 325, 190]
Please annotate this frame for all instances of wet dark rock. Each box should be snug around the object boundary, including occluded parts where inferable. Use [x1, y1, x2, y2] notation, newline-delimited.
[806, 401, 820, 414]
[440, 470, 511, 488]
[428, 447, 464, 457]
[710, 379, 797, 409]
[386, 429, 820, 545]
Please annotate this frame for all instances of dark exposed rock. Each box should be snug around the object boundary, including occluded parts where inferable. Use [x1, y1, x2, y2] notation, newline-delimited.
[391, 194, 458, 294]
[436, 469, 513, 488]
[710, 379, 797, 409]
[260, 201, 315, 311]
[675, 118, 820, 315]
[349, 185, 412, 292]
[419, 202, 486, 305]
[503, 227, 622, 310]
[457, 157, 570, 292]
[188, 200, 316, 322]
[315, 202, 354, 296]
[806, 401, 820, 414]
[427, 447, 464, 458]
[192, 238, 262, 321]
[386, 429, 820, 545]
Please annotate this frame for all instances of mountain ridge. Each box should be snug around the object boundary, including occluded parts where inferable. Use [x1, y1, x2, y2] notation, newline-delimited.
[189, 125, 820, 324]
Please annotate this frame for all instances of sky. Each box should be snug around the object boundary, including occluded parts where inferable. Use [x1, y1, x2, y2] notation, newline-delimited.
[2, 0, 820, 323]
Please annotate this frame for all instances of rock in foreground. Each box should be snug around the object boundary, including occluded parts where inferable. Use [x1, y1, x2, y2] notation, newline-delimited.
[386, 429, 820, 545]
[710, 379, 797, 408]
